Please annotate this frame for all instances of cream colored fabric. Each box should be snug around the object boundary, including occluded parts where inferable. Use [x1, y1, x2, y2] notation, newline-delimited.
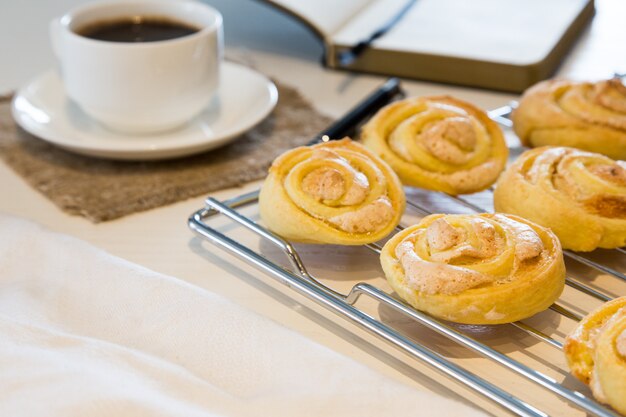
[0, 214, 486, 417]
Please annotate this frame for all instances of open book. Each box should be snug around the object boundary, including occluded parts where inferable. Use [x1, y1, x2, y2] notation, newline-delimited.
[262, 0, 595, 92]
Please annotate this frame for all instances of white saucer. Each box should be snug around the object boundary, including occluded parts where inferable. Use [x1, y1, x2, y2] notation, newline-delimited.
[11, 62, 278, 160]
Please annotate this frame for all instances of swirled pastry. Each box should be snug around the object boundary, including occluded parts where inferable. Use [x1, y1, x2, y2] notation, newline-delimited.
[360, 96, 508, 195]
[564, 297, 626, 414]
[380, 213, 565, 324]
[259, 138, 405, 245]
[513, 78, 626, 160]
[494, 146, 626, 252]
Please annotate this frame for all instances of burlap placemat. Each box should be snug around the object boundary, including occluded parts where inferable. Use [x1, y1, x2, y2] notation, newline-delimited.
[0, 81, 333, 222]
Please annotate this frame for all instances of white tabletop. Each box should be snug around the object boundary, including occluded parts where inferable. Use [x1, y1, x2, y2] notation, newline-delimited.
[1, 1, 626, 416]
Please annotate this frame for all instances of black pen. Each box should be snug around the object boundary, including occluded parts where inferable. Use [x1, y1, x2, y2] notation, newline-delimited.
[308, 77, 403, 145]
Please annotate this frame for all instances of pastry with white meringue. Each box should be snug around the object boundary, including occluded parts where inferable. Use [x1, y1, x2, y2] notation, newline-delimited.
[361, 96, 508, 195]
[259, 138, 405, 245]
[380, 213, 565, 324]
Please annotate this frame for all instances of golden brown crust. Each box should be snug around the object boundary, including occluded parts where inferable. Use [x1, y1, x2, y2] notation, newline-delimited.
[513, 79, 626, 160]
[360, 96, 508, 195]
[259, 138, 405, 245]
[494, 146, 626, 251]
[564, 297, 626, 384]
[380, 213, 565, 325]
[564, 297, 626, 414]
[583, 195, 626, 219]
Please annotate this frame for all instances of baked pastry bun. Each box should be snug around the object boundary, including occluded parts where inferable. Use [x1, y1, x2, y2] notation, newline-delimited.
[564, 297, 626, 414]
[513, 78, 626, 160]
[494, 146, 626, 252]
[360, 96, 508, 195]
[380, 213, 565, 324]
[259, 138, 405, 245]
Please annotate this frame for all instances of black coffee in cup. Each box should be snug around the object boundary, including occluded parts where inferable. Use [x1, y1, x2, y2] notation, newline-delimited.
[77, 17, 199, 42]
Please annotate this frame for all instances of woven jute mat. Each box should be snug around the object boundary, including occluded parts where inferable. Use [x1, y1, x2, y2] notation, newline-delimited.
[0, 81, 333, 222]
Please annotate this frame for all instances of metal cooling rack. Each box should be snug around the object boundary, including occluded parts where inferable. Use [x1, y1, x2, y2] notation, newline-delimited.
[188, 103, 625, 417]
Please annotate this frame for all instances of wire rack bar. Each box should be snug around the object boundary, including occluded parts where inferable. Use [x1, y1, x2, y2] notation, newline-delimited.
[550, 304, 583, 322]
[488, 104, 515, 128]
[509, 322, 563, 350]
[347, 284, 610, 416]
[189, 204, 549, 417]
[405, 199, 432, 216]
[188, 191, 622, 417]
[563, 278, 612, 302]
[564, 250, 626, 281]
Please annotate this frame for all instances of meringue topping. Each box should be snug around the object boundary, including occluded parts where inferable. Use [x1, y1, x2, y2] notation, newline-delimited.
[493, 214, 543, 262]
[341, 171, 370, 205]
[300, 149, 370, 205]
[422, 116, 477, 165]
[426, 218, 460, 251]
[289, 147, 398, 234]
[301, 168, 346, 201]
[395, 238, 492, 295]
[329, 197, 394, 234]
[427, 218, 501, 263]
[394, 215, 545, 295]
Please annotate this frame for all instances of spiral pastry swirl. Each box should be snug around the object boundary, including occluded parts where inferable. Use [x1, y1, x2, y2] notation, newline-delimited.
[564, 297, 626, 414]
[380, 213, 564, 324]
[360, 96, 508, 195]
[494, 146, 626, 251]
[513, 78, 626, 159]
[259, 138, 405, 245]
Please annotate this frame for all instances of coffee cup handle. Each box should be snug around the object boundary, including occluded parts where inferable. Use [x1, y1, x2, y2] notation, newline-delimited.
[49, 18, 63, 59]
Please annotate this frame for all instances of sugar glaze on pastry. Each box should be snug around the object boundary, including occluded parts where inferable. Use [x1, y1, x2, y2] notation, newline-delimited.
[259, 138, 405, 245]
[380, 213, 565, 324]
[360, 96, 508, 195]
[494, 146, 626, 251]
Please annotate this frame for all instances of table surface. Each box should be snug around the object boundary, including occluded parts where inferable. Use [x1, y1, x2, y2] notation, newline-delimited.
[1, 1, 626, 416]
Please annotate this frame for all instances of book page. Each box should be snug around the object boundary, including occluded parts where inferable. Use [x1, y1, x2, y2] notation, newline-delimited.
[332, 0, 590, 65]
[263, 0, 374, 40]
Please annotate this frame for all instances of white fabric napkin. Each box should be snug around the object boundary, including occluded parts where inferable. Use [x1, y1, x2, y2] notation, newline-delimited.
[0, 214, 486, 417]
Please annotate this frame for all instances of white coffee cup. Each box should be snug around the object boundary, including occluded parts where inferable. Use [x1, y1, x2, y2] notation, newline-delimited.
[50, 0, 223, 134]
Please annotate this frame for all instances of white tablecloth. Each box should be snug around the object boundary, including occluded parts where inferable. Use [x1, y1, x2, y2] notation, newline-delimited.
[0, 214, 486, 417]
